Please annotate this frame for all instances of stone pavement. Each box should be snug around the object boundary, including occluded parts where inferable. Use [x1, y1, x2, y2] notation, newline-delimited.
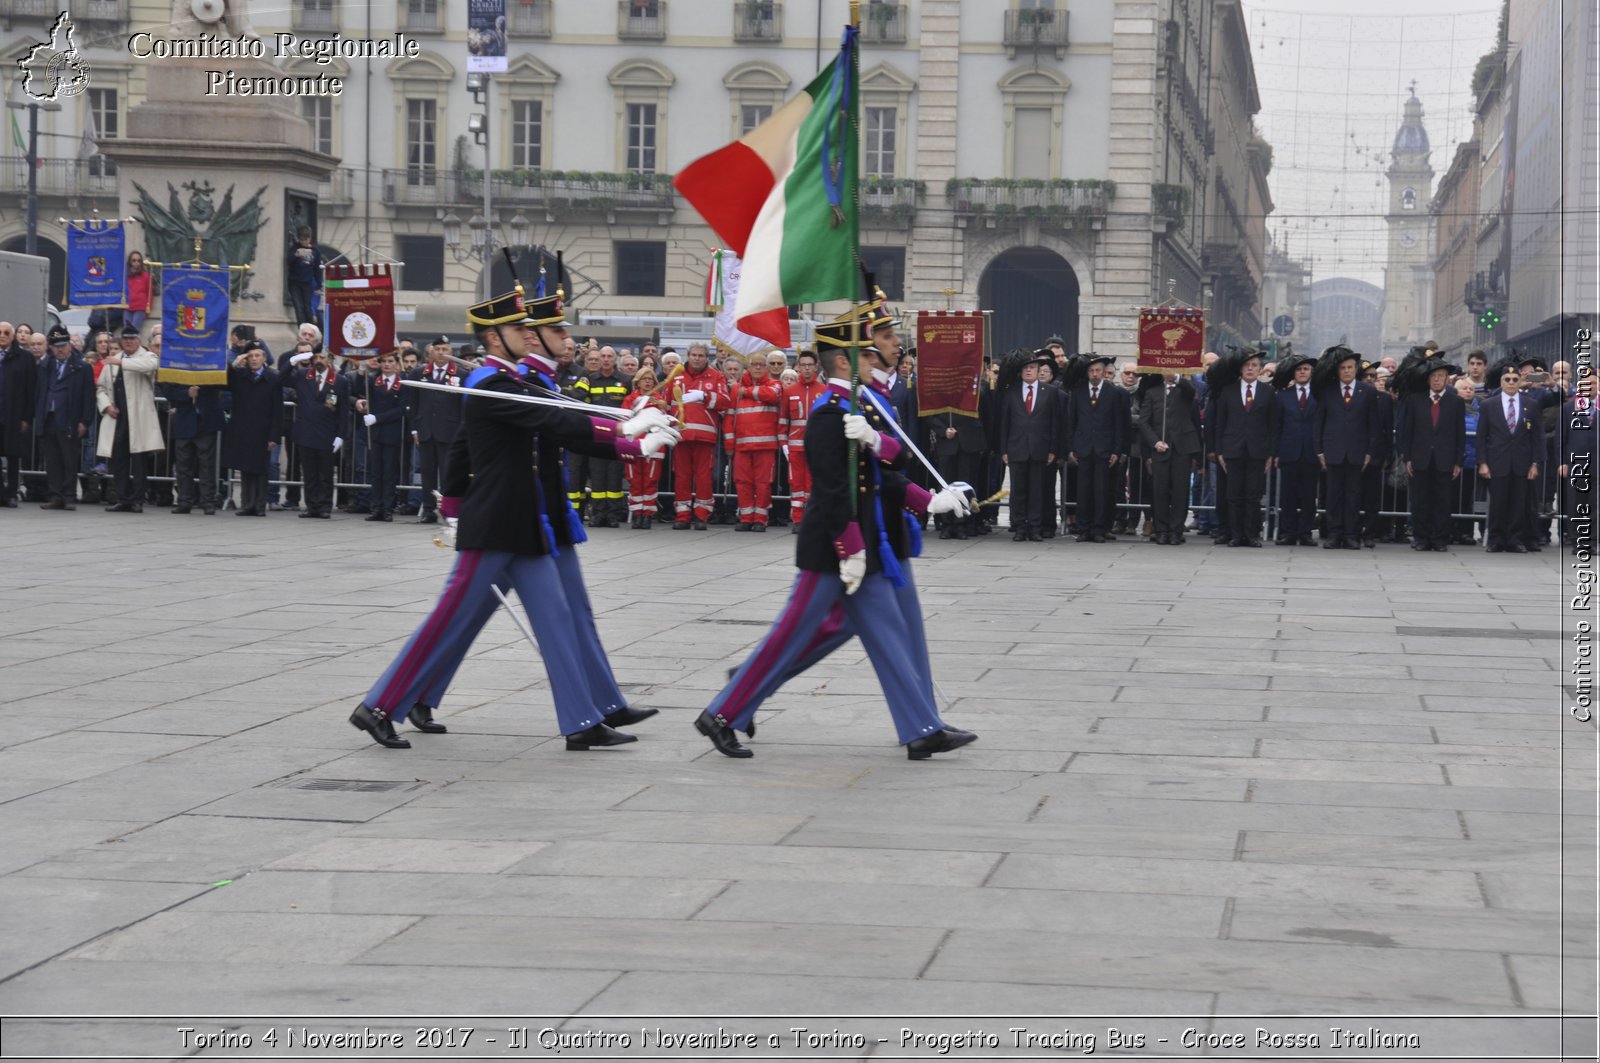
[0, 507, 1593, 1060]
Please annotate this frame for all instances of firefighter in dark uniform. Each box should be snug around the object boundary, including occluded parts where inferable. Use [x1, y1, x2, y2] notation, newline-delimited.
[575, 346, 629, 526]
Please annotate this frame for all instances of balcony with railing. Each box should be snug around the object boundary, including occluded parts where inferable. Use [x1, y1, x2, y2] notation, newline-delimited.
[860, 178, 922, 224]
[399, 0, 443, 34]
[381, 169, 678, 214]
[1003, 7, 1069, 57]
[507, 0, 552, 38]
[0, 0, 58, 21]
[1151, 182, 1188, 230]
[946, 178, 1113, 228]
[618, 0, 666, 40]
[733, 0, 781, 41]
[860, 2, 907, 43]
[0, 156, 118, 199]
[294, 0, 338, 33]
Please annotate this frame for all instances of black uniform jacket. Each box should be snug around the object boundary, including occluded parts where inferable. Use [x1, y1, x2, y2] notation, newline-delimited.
[796, 385, 911, 577]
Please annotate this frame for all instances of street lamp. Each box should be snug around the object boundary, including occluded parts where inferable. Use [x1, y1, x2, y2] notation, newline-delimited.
[6, 99, 62, 257]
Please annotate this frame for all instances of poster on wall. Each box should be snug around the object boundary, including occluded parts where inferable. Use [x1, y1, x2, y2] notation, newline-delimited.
[467, 0, 508, 73]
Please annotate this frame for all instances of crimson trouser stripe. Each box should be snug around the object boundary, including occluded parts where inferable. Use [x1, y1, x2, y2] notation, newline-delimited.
[372, 549, 484, 712]
[710, 571, 823, 725]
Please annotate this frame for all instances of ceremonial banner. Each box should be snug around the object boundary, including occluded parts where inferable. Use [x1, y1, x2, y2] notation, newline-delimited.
[1136, 307, 1206, 372]
[158, 265, 230, 384]
[467, 0, 507, 73]
[66, 221, 126, 309]
[915, 311, 984, 418]
[324, 264, 395, 359]
[706, 250, 777, 358]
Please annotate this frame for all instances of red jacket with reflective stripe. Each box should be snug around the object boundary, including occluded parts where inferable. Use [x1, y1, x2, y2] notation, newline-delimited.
[725, 372, 782, 453]
[670, 364, 729, 445]
[779, 378, 827, 450]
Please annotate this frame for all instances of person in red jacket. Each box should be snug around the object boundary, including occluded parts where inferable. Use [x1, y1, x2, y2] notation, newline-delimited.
[124, 251, 153, 334]
[671, 343, 729, 529]
[726, 353, 783, 531]
[623, 365, 671, 528]
[778, 348, 826, 532]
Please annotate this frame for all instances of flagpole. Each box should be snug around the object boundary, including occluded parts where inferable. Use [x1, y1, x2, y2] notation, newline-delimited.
[845, 0, 862, 514]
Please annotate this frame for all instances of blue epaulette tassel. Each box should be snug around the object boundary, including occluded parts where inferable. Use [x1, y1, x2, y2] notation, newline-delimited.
[540, 513, 561, 557]
[905, 512, 923, 558]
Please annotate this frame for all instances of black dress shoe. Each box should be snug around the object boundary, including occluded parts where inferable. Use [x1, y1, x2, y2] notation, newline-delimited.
[1274, 537, 1291, 546]
[1073, 533, 1091, 543]
[1091, 533, 1108, 543]
[1508, 543, 1529, 553]
[1323, 538, 1339, 549]
[1172, 534, 1186, 544]
[751, 523, 767, 533]
[409, 704, 448, 734]
[1342, 539, 1361, 550]
[1362, 537, 1376, 548]
[1522, 542, 1542, 553]
[1013, 531, 1028, 542]
[695, 714, 753, 758]
[349, 703, 411, 749]
[603, 706, 660, 728]
[564, 723, 639, 750]
[1027, 531, 1043, 542]
[1246, 538, 1263, 547]
[673, 520, 691, 530]
[417, 511, 438, 525]
[734, 522, 751, 532]
[1411, 541, 1429, 551]
[693, 520, 708, 530]
[1431, 543, 1449, 552]
[1297, 536, 1315, 547]
[906, 727, 979, 760]
[299, 510, 320, 519]
[172, 506, 192, 514]
[1228, 538, 1246, 547]
[203, 506, 216, 515]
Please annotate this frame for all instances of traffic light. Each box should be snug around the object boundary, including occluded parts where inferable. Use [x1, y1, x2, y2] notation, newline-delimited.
[1478, 307, 1503, 331]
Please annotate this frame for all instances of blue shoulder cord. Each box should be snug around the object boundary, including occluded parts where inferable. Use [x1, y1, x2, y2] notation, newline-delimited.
[848, 389, 908, 588]
[466, 363, 559, 555]
[524, 366, 588, 547]
[858, 387, 924, 561]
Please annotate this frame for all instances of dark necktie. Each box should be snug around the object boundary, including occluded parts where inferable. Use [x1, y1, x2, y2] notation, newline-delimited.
[1090, 385, 1099, 405]
[1025, 385, 1034, 414]
[1509, 397, 1518, 431]
[1343, 385, 1352, 406]
[1430, 393, 1440, 428]
[1298, 387, 1307, 410]
[1245, 383, 1254, 411]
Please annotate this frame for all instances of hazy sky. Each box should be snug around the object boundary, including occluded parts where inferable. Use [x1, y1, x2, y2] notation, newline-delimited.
[1246, 0, 1500, 287]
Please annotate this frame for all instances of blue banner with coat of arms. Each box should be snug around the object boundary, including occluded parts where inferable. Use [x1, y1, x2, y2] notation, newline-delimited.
[66, 221, 127, 309]
[158, 265, 230, 385]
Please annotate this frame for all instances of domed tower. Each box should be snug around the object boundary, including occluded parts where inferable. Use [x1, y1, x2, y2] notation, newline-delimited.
[1380, 88, 1435, 358]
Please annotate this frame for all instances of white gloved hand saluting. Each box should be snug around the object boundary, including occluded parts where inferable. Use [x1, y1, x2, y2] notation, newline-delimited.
[681, 389, 706, 404]
[363, 414, 377, 427]
[840, 551, 867, 595]
[927, 484, 973, 517]
[289, 352, 312, 366]
[842, 414, 881, 450]
[331, 436, 343, 454]
[620, 406, 674, 438]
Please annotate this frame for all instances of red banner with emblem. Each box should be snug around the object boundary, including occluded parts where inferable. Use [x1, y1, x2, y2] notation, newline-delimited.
[323, 263, 395, 359]
[1137, 307, 1205, 372]
[915, 311, 984, 418]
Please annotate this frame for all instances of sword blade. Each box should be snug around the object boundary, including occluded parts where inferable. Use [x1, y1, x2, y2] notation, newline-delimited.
[856, 386, 952, 491]
[402, 378, 629, 420]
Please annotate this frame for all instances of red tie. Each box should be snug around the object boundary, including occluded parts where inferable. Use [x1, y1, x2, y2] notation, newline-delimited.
[1299, 387, 1307, 410]
[1025, 385, 1034, 414]
[1090, 386, 1099, 406]
[1344, 385, 1352, 405]
[1245, 383, 1254, 411]
[1430, 394, 1440, 428]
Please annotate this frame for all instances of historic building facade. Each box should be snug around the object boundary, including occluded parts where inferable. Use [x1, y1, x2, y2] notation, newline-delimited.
[1379, 92, 1435, 360]
[0, 0, 1272, 354]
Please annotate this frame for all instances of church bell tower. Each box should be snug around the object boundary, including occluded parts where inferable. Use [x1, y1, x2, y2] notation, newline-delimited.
[1380, 87, 1435, 358]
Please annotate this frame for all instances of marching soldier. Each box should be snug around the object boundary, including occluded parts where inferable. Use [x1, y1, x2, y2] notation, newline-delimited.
[407, 336, 463, 525]
[693, 297, 976, 761]
[778, 349, 826, 532]
[283, 343, 350, 519]
[349, 281, 679, 749]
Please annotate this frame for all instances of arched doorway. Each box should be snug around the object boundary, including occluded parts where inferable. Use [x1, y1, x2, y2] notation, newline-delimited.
[978, 246, 1079, 354]
[2, 236, 66, 317]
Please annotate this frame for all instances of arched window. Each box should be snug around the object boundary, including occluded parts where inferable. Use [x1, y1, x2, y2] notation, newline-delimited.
[608, 60, 674, 173]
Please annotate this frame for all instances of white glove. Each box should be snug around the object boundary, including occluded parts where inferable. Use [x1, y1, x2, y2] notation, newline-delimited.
[840, 551, 867, 595]
[843, 413, 881, 450]
[434, 516, 459, 549]
[682, 389, 706, 404]
[927, 485, 972, 517]
[620, 406, 674, 438]
[289, 352, 312, 366]
[638, 428, 680, 458]
[362, 413, 377, 427]
[331, 436, 343, 454]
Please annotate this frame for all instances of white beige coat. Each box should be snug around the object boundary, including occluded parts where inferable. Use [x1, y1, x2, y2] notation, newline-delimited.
[96, 348, 166, 456]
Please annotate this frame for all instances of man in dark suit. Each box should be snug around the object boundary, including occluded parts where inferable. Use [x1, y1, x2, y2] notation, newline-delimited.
[282, 344, 350, 519]
[1274, 356, 1319, 545]
[1476, 362, 1545, 552]
[1138, 372, 1201, 544]
[1314, 347, 1378, 549]
[1065, 354, 1128, 542]
[1210, 350, 1281, 547]
[162, 380, 225, 514]
[31, 332, 95, 510]
[1000, 353, 1063, 541]
[356, 350, 407, 521]
[1397, 360, 1466, 551]
[1512, 353, 1565, 549]
[407, 335, 464, 525]
[1, 322, 39, 507]
[1360, 365, 1399, 547]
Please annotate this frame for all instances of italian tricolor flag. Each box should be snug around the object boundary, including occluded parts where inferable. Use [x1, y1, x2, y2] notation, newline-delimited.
[674, 40, 859, 348]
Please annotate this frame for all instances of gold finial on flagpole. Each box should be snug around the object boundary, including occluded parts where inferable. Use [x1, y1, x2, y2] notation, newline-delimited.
[850, 0, 860, 27]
